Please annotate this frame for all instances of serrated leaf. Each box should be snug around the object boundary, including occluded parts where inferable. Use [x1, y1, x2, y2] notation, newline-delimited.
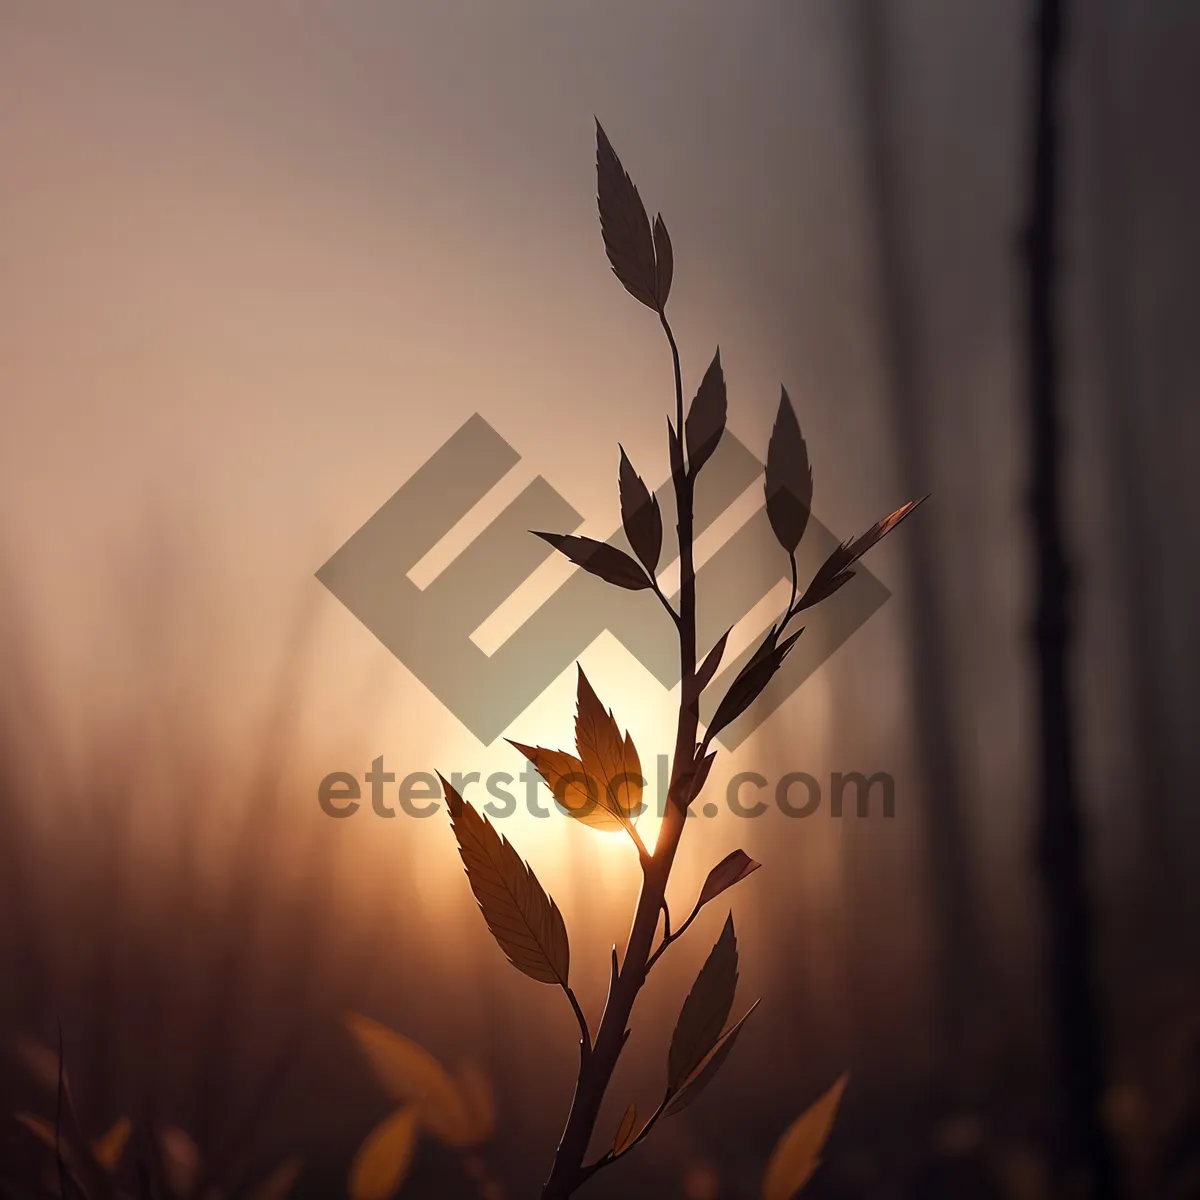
[706, 628, 803, 740]
[765, 386, 813, 553]
[613, 1102, 638, 1156]
[349, 1107, 419, 1200]
[532, 531, 651, 591]
[91, 1116, 131, 1171]
[618, 446, 663, 573]
[797, 497, 926, 612]
[663, 1000, 759, 1119]
[345, 1014, 478, 1146]
[251, 1157, 303, 1200]
[507, 742, 620, 830]
[653, 214, 674, 309]
[509, 669, 644, 836]
[668, 915, 739, 1091]
[574, 666, 644, 825]
[695, 850, 761, 912]
[442, 776, 571, 987]
[762, 1074, 848, 1200]
[596, 120, 658, 310]
[686, 349, 727, 476]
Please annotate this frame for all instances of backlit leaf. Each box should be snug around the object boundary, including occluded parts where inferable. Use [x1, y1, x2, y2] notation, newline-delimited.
[762, 1074, 848, 1200]
[764, 387, 813, 554]
[668, 915, 739, 1091]
[706, 628, 803, 740]
[349, 1107, 419, 1200]
[509, 668, 644, 835]
[91, 1116, 131, 1171]
[596, 120, 658, 310]
[686, 349, 727, 476]
[663, 1001, 759, 1119]
[532, 531, 651, 591]
[345, 1014, 477, 1146]
[619, 446, 663, 574]
[453, 1060, 495, 1146]
[574, 666, 644, 826]
[653, 214, 674, 309]
[507, 742, 620, 831]
[797, 498, 926, 612]
[613, 1102, 638, 1156]
[442, 776, 571, 987]
[695, 850, 761, 912]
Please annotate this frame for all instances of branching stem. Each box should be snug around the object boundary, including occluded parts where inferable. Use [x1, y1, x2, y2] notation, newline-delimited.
[539, 309, 698, 1199]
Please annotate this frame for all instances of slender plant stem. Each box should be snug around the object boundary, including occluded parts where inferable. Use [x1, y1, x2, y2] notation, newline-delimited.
[540, 311, 699, 1199]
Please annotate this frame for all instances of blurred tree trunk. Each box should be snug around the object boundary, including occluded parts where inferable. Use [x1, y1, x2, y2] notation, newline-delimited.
[1022, 0, 1123, 1195]
[844, 0, 985, 1105]
[1080, 0, 1179, 943]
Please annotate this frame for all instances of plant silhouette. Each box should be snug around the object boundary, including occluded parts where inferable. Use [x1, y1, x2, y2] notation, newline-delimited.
[437, 121, 925, 1199]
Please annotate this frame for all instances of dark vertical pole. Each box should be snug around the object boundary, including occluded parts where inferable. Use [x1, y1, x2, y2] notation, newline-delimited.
[1082, 0, 1178, 937]
[1023, 1, 1122, 1196]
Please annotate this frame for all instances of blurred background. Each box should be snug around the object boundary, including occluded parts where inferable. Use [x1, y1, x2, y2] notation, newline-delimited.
[1, 1, 1197, 1196]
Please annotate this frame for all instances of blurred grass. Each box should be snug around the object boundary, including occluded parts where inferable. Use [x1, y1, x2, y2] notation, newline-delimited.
[1, 553, 1199, 1199]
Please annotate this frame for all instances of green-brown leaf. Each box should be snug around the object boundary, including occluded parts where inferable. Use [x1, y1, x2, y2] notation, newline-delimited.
[662, 1001, 759, 1118]
[596, 120, 658, 310]
[668, 914, 739, 1091]
[761, 1074, 848, 1199]
[695, 850, 761, 912]
[797, 497, 926, 612]
[345, 1014, 481, 1146]
[613, 1102, 638, 1156]
[532, 531, 651, 591]
[349, 1107, 419, 1200]
[764, 386, 813, 553]
[618, 446, 663, 574]
[686, 348, 727, 476]
[442, 776, 570, 987]
[653, 214, 674, 309]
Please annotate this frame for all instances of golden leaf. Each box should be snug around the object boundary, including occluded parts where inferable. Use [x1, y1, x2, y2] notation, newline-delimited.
[91, 1116, 131, 1171]
[508, 666, 644, 836]
[761, 1074, 848, 1200]
[506, 743, 620, 831]
[613, 1102, 638, 1156]
[453, 1060, 495, 1145]
[574, 666, 643, 825]
[345, 1014, 479, 1146]
[442, 776, 571, 988]
[349, 1106, 419, 1200]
